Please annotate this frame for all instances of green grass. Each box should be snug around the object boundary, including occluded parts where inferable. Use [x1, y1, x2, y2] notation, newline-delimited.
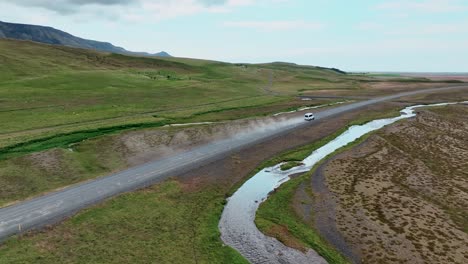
[0, 135, 129, 206]
[0, 120, 168, 161]
[1, 38, 364, 164]
[0, 181, 249, 264]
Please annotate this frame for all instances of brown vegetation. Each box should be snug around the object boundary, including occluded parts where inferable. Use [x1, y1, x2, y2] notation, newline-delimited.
[318, 105, 468, 263]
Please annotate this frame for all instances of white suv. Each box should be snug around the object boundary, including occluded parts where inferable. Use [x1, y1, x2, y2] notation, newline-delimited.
[304, 113, 315, 121]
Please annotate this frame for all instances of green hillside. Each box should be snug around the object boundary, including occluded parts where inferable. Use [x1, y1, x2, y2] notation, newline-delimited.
[0, 39, 362, 150]
[0, 38, 452, 159]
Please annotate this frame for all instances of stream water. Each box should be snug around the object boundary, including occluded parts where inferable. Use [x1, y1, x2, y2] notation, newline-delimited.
[219, 101, 467, 264]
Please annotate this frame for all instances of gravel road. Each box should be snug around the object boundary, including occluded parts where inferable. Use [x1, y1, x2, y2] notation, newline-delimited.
[0, 85, 466, 243]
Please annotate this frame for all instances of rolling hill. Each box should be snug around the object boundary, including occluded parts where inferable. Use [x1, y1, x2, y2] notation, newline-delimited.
[0, 37, 369, 151]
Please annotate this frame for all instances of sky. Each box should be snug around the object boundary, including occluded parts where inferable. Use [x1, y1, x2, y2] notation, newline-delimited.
[0, 0, 467, 72]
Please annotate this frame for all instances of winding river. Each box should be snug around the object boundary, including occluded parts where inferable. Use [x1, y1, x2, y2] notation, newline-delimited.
[219, 101, 467, 264]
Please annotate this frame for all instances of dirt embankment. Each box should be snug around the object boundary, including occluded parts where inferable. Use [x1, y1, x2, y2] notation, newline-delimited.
[304, 104, 468, 264]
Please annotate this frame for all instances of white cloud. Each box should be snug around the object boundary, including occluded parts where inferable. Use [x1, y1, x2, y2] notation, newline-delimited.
[376, 0, 468, 13]
[355, 22, 384, 31]
[227, 0, 255, 6]
[223, 20, 323, 31]
[114, 0, 285, 22]
[354, 19, 468, 36]
[140, 0, 221, 20]
[420, 22, 468, 34]
[226, 0, 287, 6]
[1, 0, 284, 21]
[136, 0, 285, 21]
[4, 0, 137, 14]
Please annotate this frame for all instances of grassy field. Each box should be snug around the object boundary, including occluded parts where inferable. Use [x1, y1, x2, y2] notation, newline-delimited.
[0, 180, 248, 264]
[0, 136, 128, 206]
[1, 39, 360, 148]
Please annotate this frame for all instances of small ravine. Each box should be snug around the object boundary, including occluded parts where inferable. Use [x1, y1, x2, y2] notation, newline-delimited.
[219, 101, 467, 264]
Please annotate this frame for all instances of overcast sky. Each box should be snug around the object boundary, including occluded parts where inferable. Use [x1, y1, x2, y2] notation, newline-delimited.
[0, 0, 467, 72]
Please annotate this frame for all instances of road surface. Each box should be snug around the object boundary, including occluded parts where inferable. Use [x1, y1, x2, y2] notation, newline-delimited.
[0, 85, 467, 242]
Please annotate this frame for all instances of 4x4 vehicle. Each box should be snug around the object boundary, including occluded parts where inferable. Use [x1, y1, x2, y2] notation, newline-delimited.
[304, 113, 315, 121]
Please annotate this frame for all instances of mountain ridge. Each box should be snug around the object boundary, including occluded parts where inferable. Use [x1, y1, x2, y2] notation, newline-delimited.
[0, 20, 171, 57]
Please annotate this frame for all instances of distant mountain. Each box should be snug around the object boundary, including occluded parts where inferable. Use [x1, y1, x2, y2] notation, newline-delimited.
[0, 21, 171, 57]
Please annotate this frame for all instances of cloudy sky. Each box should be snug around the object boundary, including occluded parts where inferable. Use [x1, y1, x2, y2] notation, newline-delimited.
[0, 0, 467, 72]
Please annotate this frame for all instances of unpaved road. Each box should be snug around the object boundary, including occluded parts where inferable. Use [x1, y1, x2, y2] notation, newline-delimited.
[0, 85, 467, 243]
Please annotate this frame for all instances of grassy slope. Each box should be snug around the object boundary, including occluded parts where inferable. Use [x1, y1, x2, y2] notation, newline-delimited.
[0, 39, 365, 151]
[0, 181, 248, 264]
[0, 40, 261, 141]
[0, 39, 447, 156]
[0, 135, 129, 205]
